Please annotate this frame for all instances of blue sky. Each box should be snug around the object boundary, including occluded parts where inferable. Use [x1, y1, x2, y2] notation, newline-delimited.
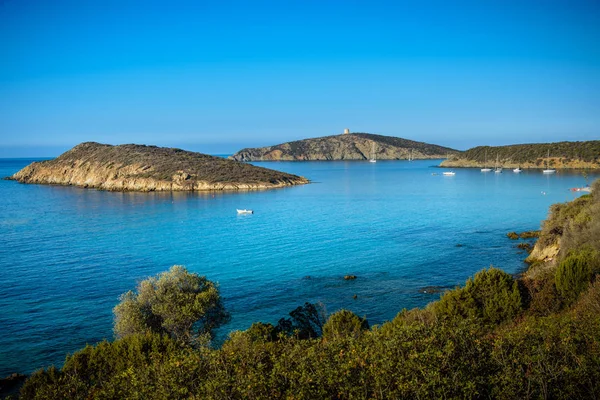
[1, 0, 599, 157]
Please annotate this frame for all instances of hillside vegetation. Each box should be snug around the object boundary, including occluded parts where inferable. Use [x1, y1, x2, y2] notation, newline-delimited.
[13, 182, 600, 399]
[230, 133, 459, 161]
[441, 141, 600, 169]
[9, 142, 308, 191]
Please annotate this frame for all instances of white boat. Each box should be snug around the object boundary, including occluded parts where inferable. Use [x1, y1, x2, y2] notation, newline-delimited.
[513, 167, 522, 173]
[369, 141, 377, 163]
[408, 149, 413, 162]
[236, 209, 253, 214]
[542, 149, 556, 174]
[494, 154, 502, 173]
[443, 171, 455, 176]
[481, 150, 491, 172]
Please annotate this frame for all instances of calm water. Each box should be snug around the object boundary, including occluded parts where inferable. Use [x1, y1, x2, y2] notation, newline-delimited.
[0, 158, 595, 376]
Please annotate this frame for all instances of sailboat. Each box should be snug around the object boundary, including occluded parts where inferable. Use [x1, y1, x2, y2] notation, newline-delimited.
[513, 166, 522, 173]
[408, 149, 413, 162]
[494, 154, 502, 173]
[542, 149, 556, 174]
[369, 141, 377, 163]
[481, 150, 492, 172]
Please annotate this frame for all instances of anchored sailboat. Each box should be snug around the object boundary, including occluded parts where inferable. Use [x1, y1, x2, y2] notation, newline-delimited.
[542, 149, 556, 174]
[494, 154, 502, 173]
[369, 141, 377, 163]
[481, 149, 492, 172]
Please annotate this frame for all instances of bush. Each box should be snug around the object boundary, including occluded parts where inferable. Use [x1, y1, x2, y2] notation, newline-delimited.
[433, 267, 523, 326]
[113, 266, 229, 345]
[555, 250, 598, 304]
[322, 309, 369, 340]
[275, 302, 326, 339]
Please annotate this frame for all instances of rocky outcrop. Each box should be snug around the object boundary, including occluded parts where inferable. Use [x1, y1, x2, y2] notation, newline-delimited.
[230, 133, 459, 161]
[9, 142, 309, 192]
[526, 243, 560, 264]
[440, 141, 600, 169]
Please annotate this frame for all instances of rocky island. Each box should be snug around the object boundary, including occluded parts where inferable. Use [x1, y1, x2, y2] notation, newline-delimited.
[8, 142, 309, 192]
[440, 141, 600, 169]
[230, 132, 459, 161]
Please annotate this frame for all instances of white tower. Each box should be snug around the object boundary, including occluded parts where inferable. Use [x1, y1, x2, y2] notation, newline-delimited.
[344, 128, 350, 134]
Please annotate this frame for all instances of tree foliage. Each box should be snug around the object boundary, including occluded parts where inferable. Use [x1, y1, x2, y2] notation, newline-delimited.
[322, 309, 369, 340]
[433, 267, 523, 326]
[555, 250, 599, 304]
[113, 265, 229, 345]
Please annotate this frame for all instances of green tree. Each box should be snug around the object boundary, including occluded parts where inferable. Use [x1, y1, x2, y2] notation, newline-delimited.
[322, 309, 369, 340]
[434, 267, 523, 326]
[113, 265, 229, 345]
[555, 250, 598, 304]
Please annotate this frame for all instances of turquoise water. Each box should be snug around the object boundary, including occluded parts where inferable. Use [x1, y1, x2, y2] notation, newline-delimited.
[0, 158, 596, 376]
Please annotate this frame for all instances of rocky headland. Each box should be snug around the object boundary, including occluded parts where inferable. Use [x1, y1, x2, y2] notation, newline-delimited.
[440, 141, 600, 169]
[524, 179, 598, 280]
[8, 142, 309, 192]
[230, 133, 459, 161]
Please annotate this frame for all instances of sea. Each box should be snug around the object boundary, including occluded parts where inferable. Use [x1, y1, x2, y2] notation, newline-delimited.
[0, 158, 596, 377]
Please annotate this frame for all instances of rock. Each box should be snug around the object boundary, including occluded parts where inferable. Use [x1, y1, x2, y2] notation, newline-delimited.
[344, 275, 357, 280]
[0, 373, 27, 397]
[419, 286, 448, 294]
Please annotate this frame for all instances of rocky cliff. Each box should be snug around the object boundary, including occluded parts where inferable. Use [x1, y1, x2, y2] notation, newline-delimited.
[440, 141, 600, 169]
[8, 142, 309, 192]
[230, 133, 459, 161]
[524, 180, 598, 279]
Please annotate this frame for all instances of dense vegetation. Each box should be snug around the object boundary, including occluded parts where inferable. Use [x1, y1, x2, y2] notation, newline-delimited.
[459, 141, 600, 166]
[15, 181, 600, 399]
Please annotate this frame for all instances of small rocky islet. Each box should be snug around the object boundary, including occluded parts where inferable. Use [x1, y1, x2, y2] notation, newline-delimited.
[7, 142, 309, 192]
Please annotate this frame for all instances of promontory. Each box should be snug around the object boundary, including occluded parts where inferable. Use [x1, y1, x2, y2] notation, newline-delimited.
[8, 142, 309, 192]
[441, 141, 600, 169]
[230, 133, 458, 161]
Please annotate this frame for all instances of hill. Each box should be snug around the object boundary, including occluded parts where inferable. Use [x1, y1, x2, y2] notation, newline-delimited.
[8, 142, 309, 191]
[440, 140, 600, 169]
[230, 133, 459, 161]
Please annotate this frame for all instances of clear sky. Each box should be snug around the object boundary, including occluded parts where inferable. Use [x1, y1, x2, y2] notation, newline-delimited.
[1, 0, 599, 157]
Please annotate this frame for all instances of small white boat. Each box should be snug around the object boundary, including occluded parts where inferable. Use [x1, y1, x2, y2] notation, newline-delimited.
[442, 171, 455, 176]
[513, 167, 522, 173]
[494, 154, 502, 173]
[481, 150, 491, 172]
[542, 150, 556, 174]
[236, 209, 253, 214]
[369, 141, 377, 163]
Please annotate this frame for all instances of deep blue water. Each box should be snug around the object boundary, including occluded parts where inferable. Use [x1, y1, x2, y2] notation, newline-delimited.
[0, 158, 596, 376]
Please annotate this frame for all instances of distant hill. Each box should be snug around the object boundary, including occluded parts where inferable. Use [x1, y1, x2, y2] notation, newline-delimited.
[230, 133, 459, 161]
[441, 141, 600, 169]
[8, 142, 309, 191]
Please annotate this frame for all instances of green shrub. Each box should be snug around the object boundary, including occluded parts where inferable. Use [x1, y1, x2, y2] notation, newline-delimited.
[322, 309, 369, 340]
[555, 250, 598, 304]
[433, 267, 523, 326]
[113, 266, 229, 345]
